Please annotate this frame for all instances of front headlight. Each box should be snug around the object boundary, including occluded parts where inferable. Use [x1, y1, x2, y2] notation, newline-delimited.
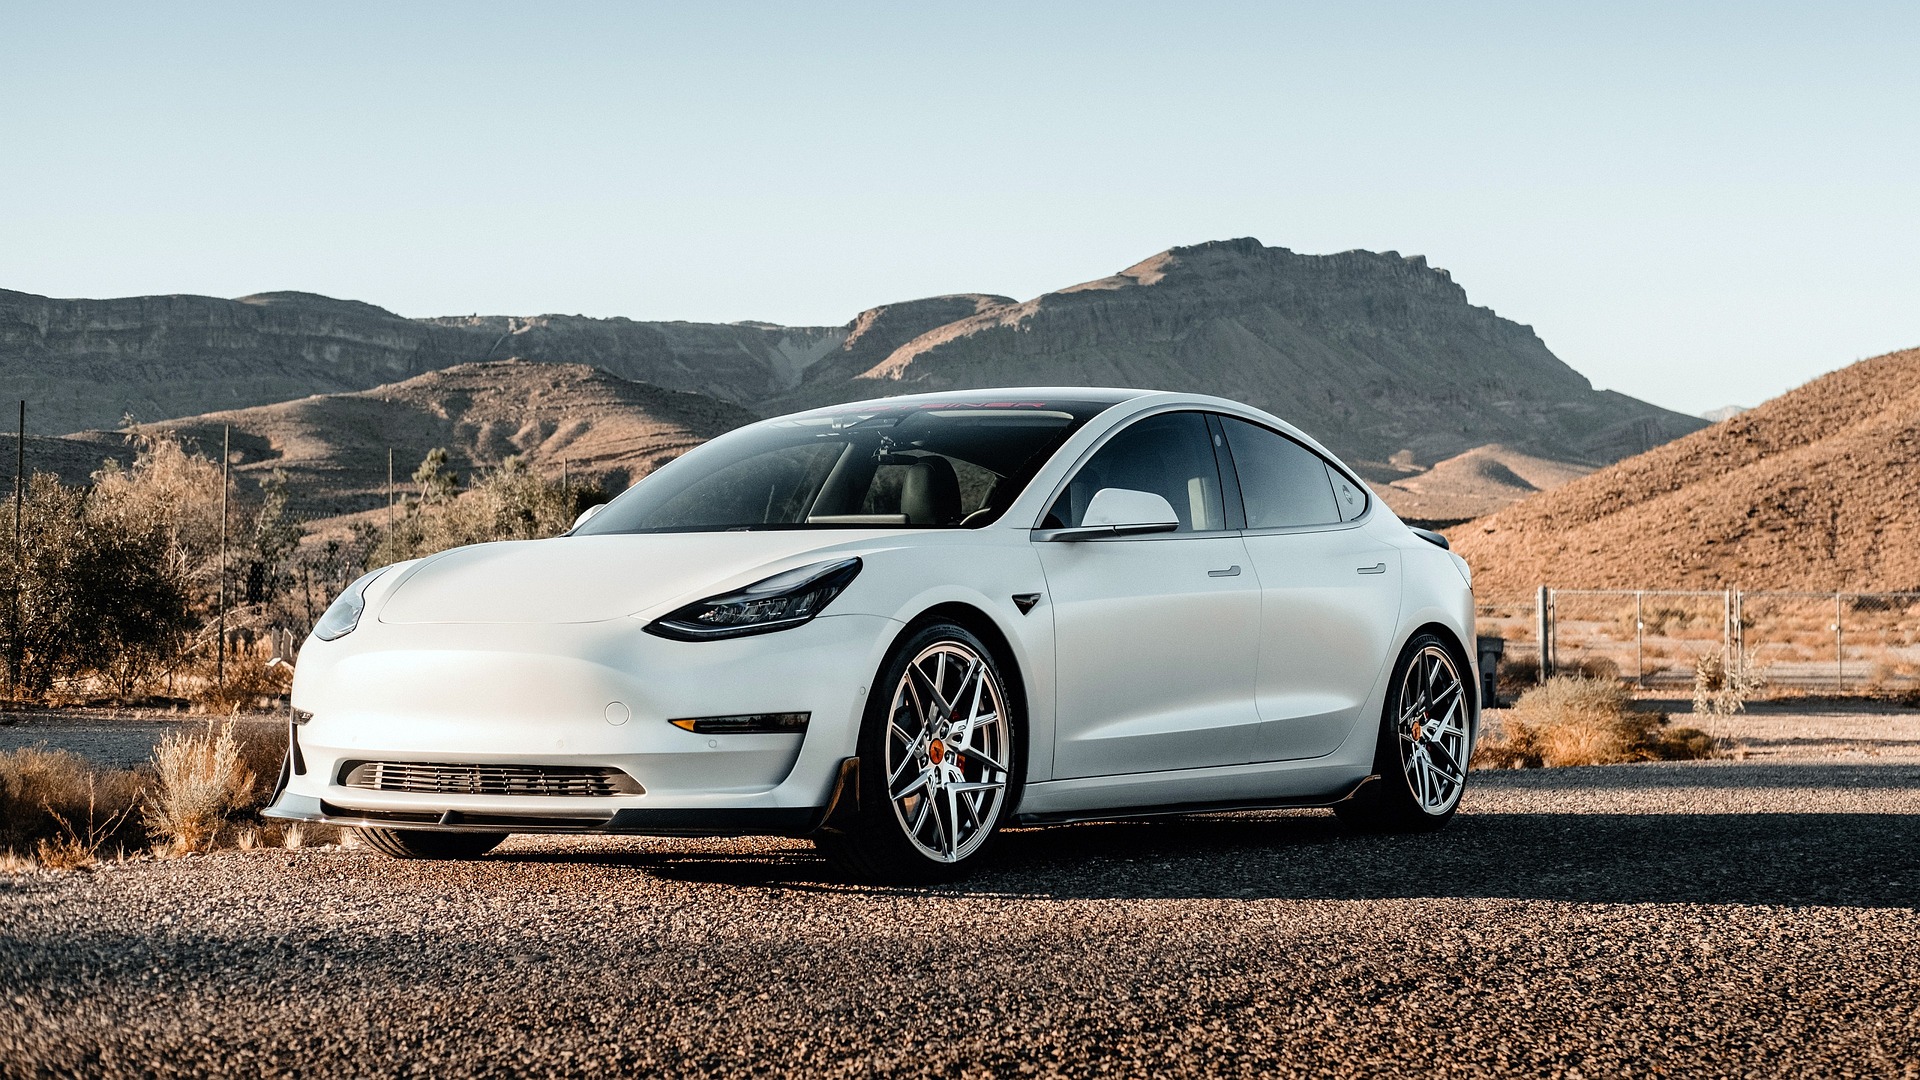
[645, 558, 862, 641]
[311, 566, 392, 642]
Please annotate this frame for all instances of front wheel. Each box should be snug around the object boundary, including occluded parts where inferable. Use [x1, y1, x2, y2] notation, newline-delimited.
[358, 828, 507, 860]
[814, 622, 1019, 884]
[1336, 634, 1472, 832]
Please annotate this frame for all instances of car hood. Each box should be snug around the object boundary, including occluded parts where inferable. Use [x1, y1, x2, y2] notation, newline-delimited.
[375, 531, 889, 625]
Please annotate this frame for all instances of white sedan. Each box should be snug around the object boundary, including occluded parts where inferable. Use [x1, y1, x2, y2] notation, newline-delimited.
[266, 388, 1478, 882]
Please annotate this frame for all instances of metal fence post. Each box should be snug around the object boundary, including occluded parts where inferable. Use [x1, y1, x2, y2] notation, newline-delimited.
[1635, 591, 1644, 686]
[1728, 584, 1743, 668]
[1536, 585, 1553, 681]
[1834, 592, 1844, 690]
[1734, 591, 1745, 678]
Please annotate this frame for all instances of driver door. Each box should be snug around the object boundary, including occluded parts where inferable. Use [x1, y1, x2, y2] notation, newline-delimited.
[1035, 411, 1263, 778]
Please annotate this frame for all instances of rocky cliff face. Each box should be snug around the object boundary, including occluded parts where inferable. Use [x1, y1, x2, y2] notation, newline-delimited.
[0, 289, 462, 432]
[3, 238, 1702, 480]
[0, 288, 838, 434]
[778, 239, 1703, 468]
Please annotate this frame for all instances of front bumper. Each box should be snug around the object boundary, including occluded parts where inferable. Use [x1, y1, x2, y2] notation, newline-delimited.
[265, 612, 896, 836]
[265, 784, 842, 838]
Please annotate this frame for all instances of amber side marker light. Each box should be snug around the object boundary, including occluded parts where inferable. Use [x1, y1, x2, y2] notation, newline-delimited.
[669, 713, 811, 735]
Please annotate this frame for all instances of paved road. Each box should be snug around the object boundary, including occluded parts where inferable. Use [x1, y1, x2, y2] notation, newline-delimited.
[3, 759, 1917, 1078]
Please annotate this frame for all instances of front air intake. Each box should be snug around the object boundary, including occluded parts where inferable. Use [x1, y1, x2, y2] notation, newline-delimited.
[339, 761, 644, 797]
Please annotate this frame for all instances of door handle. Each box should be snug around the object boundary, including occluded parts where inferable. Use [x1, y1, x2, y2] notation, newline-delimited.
[1357, 562, 1387, 575]
[1207, 565, 1241, 578]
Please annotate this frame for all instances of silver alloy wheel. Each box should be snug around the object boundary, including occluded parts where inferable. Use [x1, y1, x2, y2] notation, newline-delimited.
[883, 640, 1011, 863]
[1397, 645, 1469, 814]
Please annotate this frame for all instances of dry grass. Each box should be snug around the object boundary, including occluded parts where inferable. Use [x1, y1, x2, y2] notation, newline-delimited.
[0, 747, 148, 863]
[0, 716, 338, 870]
[178, 642, 295, 715]
[1474, 676, 1716, 769]
[36, 773, 142, 869]
[143, 720, 257, 855]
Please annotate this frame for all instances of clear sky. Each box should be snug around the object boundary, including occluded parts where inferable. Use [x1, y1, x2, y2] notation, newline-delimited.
[3, 2, 1916, 415]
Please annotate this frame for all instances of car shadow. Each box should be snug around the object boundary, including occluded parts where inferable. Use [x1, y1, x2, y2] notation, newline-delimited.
[495, 762, 1920, 908]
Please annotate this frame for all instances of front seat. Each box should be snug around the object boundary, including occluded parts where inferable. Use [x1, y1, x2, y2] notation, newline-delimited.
[901, 456, 962, 526]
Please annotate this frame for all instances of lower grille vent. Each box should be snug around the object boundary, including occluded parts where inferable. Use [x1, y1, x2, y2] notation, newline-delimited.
[339, 761, 643, 797]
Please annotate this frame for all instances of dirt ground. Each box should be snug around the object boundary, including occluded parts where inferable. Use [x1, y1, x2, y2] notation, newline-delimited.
[2, 702, 1916, 1077]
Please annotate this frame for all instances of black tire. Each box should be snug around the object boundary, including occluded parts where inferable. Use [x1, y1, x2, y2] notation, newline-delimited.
[814, 621, 1020, 884]
[358, 827, 507, 860]
[1336, 632, 1472, 833]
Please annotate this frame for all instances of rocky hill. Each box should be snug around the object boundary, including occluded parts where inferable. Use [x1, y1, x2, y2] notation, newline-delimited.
[1375, 444, 1595, 526]
[5, 239, 1706, 518]
[0, 288, 841, 435]
[1450, 347, 1920, 592]
[72, 361, 755, 518]
[771, 239, 1705, 470]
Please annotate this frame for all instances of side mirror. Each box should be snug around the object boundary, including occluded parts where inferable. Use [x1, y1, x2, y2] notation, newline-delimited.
[569, 503, 606, 533]
[1040, 488, 1180, 542]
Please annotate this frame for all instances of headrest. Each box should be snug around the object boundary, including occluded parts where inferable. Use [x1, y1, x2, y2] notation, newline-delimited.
[901, 456, 962, 526]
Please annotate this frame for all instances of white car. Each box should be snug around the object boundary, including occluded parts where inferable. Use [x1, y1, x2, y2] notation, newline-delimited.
[266, 388, 1478, 882]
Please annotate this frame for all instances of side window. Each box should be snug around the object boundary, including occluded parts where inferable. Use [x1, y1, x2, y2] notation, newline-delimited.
[1220, 418, 1342, 529]
[1325, 462, 1369, 521]
[1044, 412, 1225, 532]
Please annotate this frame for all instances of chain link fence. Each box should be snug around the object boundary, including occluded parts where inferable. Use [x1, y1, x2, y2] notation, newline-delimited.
[1477, 588, 1920, 696]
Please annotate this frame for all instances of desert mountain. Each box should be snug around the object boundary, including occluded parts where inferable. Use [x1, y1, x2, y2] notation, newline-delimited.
[1450, 347, 1920, 593]
[770, 239, 1706, 471]
[0, 288, 844, 435]
[70, 361, 755, 518]
[4, 240, 1699, 482]
[1375, 444, 1595, 525]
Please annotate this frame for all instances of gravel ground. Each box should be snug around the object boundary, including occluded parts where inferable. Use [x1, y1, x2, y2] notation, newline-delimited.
[2, 716, 1917, 1077]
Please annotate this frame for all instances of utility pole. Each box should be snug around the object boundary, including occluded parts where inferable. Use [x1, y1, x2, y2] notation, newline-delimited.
[387, 448, 396, 560]
[217, 424, 230, 691]
[9, 401, 22, 701]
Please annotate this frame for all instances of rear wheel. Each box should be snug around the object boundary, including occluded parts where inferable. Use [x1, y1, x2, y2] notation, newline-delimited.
[358, 828, 507, 860]
[1337, 633, 1471, 832]
[814, 622, 1018, 883]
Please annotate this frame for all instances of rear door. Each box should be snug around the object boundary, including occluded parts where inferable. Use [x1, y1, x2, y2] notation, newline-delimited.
[1035, 411, 1263, 778]
[1215, 416, 1402, 761]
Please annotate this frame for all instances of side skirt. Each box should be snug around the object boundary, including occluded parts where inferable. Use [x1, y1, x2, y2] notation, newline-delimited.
[1010, 773, 1379, 827]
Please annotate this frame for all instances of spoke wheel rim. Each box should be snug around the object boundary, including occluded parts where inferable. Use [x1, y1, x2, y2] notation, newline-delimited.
[1396, 645, 1469, 815]
[883, 641, 1010, 863]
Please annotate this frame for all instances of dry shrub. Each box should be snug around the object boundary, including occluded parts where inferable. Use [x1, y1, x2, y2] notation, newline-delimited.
[0, 747, 147, 861]
[1693, 651, 1764, 720]
[1498, 655, 1619, 698]
[229, 720, 290, 807]
[144, 720, 257, 854]
[1474, 676, 1715, 769]
[183, 643, 294, 714]
[1566, 656, 1621, 681]
[36, 773, 141, 870]
[380, 452, 598, 563]
[1497, 655, 1540, 697]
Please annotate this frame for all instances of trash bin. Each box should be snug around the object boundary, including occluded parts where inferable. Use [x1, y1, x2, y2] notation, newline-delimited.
[1476, 635, 1505, 710]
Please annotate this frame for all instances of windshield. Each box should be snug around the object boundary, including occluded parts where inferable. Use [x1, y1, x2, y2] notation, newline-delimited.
[574, 398, 1116, 533]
